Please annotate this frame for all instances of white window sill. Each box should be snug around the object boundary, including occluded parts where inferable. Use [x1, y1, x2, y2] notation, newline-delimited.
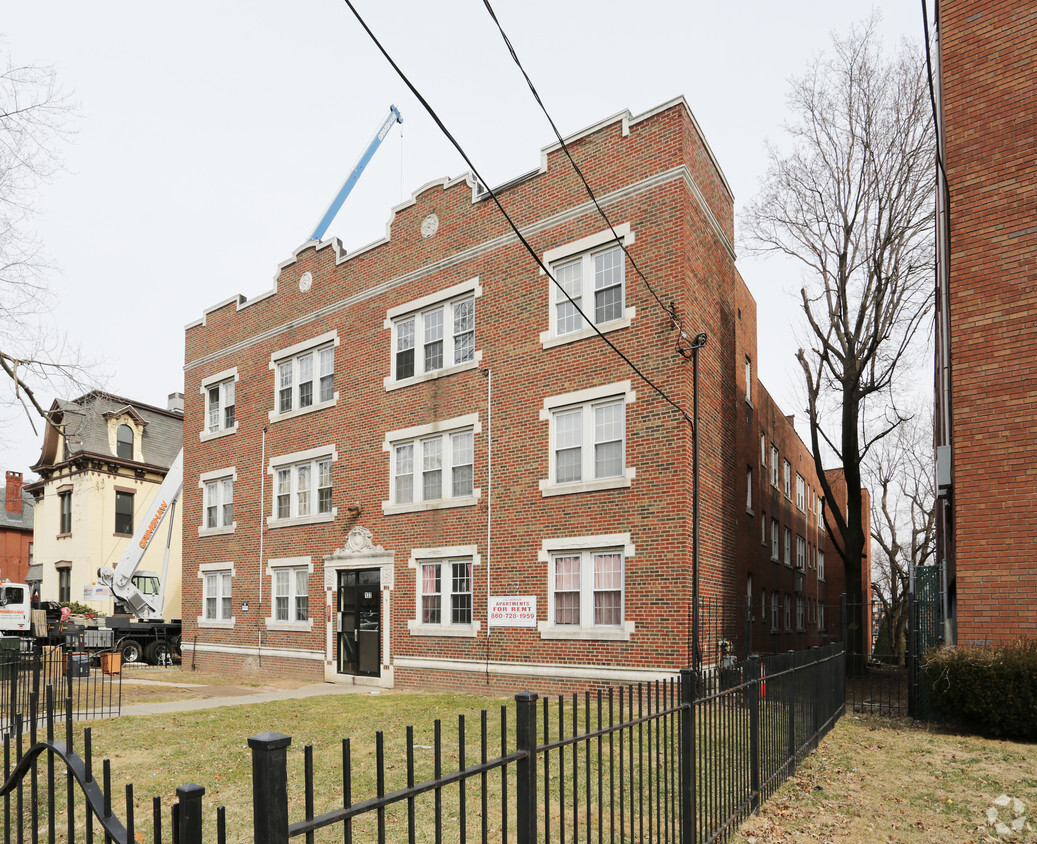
[407, 620, 481, 638]
[266, 509, 337, 529]
[539, 469, 634, 498]
[539, 310, 635, 350]
[265, 619, 314, 633]
[538, 620, 635, 641]
[770, 556, 779, 563]
[197, 618, 235, 629]
[198, 524, 236, 538]
[382, 493, 480, 516]
[745, 508, 754, 516]
[384, 355, 482, 392]
[199, 426, 238, 443]
[267, 396, 338, 424]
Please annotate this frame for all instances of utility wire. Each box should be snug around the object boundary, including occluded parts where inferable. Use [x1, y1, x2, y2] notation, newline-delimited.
[479, 0, 673, 319]
[339, 0, 695, 425]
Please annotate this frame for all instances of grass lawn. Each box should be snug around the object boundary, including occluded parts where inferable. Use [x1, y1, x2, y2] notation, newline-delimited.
[12, 671, 1037, 843]
[732, 714, 1037, 843]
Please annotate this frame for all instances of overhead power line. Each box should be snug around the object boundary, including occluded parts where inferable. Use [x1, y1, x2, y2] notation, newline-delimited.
[339, 0, 696, 426]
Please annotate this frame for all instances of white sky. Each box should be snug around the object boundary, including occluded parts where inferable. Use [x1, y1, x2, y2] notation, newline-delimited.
[1, 1, 929, 477]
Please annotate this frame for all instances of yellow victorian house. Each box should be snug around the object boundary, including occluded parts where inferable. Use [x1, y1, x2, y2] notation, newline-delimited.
[27, 391, 184, 620]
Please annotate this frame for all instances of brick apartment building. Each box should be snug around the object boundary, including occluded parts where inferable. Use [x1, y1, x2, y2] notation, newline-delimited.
[934, 3, 1037, 645]
[182, 98, 847, 691]
[1, 471, 34, 584]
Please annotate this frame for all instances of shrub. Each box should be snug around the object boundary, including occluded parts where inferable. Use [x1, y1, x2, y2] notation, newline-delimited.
[60, 600, 98, 618]
[922, 639, 1037, 740]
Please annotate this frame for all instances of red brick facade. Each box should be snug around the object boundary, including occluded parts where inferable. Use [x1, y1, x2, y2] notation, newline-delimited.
[182, 99, 843, 692]
[935, 2, 1037, 644]
[1, 472, 33, 584]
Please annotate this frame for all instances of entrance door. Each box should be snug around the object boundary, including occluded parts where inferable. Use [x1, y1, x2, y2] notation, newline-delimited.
[337, 569, 381, 677]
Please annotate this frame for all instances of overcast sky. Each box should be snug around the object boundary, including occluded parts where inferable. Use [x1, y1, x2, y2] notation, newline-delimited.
[1, 1, 930, 477]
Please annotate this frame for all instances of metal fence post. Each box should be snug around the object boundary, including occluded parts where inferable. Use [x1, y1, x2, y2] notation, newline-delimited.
[812, 647, 822, 741]
[249, 732, 292, 844]
[746, 657, 760, 814]
[514, 691, 538, 844]
[680, 668, 697, 844]
[786, 651, 796, 764]
[175, 784, 205, 844]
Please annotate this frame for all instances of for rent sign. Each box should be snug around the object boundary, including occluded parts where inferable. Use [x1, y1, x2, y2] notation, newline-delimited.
[488, 596, 537, 627]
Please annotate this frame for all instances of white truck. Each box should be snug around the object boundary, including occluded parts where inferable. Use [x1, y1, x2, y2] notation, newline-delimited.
[0, 450, 184, 665]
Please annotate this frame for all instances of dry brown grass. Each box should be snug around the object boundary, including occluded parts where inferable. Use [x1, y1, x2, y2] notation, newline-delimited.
[732, 714, 1037, 843]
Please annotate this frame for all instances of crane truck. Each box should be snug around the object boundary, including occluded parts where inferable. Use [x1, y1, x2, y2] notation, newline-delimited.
[0, 450, 184, 665]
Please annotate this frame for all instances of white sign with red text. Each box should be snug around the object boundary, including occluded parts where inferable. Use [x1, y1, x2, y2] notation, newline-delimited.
[488, 596, 537, 627]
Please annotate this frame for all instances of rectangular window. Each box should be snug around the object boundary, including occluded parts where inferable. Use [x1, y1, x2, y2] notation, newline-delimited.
[761, 510, 767, 545]
[204, 477, 234, 530]
[269, 451, 335, 525]
[391, 428, 475, 506]
[58, 569, 70, 603]
[274, 568, 309, 622]
[770, 592, 778, 631]
[419, 559, 473, 627]
[551, 244, 625, 337]
[818, 498, 824, 529]
[796, 596, 805, 631]
[551, 549, 624, 628]
[771, 519, 779, 561]
[744, 356, 752, 402]
[203, 571, 232, 621]
[796, 535, 805, 570]
[770, 446, 779, 487]
[818, 549, 825, 581]
[784, 594, 791, 631]
[760, 434, 767, 468]
[206, 380, 236, 434]
[59, 491, 72, 535]
[391, 296, 475, 382]
[818, 601, 825, 630]
[552, 399, 625, 485]
[783, 460, 791, 497]
[796, 474, 805, 511]
[746, 466, 753, 511]
[115, 490, 134, 535]
[760, 587, 767, 622]
[272, 339, 335, 417]
[784, 528, 791, 566]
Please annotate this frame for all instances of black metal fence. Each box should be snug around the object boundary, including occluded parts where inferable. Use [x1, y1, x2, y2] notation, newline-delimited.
[0, 640, 121, 738]
[1, 644, 844, 843]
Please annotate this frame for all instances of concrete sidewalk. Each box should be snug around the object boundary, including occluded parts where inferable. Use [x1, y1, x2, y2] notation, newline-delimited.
[118, 680, 377, 717]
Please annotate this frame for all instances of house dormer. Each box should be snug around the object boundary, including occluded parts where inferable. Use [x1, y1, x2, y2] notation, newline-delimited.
[103, 406, 148, 463]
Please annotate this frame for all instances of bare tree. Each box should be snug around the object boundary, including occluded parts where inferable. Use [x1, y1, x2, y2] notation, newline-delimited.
[867, 412, 936, 661]
[0, 44, 88, 437]
[742, 17, 935, 671]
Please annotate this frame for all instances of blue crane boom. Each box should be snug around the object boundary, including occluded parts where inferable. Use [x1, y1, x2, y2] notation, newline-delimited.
[309, 104, 403, 243]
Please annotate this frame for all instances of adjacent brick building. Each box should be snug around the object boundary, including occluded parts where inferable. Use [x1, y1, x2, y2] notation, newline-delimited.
[182, 98, 845, 692]
[1, 471, 34, 584]
[934, 2, 1037, 644]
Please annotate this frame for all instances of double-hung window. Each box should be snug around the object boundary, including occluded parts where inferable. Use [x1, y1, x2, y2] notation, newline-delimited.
[770, 446, 779, 487]
[265, 557, 313, 630]
[796, 474, 805, 511]
[796, 596, 805, 631]
[114, 490, 134, 535]
[268, 332, 337, 422]
[58, 490, 72, 535]
[540, 382, 635, 496]
[770, 519, 779, 561]
[744, 357, 752, 402]
[538, 534, 635, 641]
[384, 415, 480, 514]
[818, 549, 825, 581]
[198, 563, 235, 627]
[784, 595, 792, 631]
[770, 592, 779, 631]
[796, 535, 805, 570]
[407, 546, 481, 636]
[267, 447, 337, 527]
[746, 466, 753, 511]
[385, 279, 482, 388]
[784, 527, 792, 566]
[200, 368, 239, 440]
[783, 460, 791, 497]
[541, 225, 634, 347]
[199, 468, 236, 535]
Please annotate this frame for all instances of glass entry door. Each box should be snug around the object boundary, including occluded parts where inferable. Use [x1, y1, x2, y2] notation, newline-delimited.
[337, 569, 381, 677]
